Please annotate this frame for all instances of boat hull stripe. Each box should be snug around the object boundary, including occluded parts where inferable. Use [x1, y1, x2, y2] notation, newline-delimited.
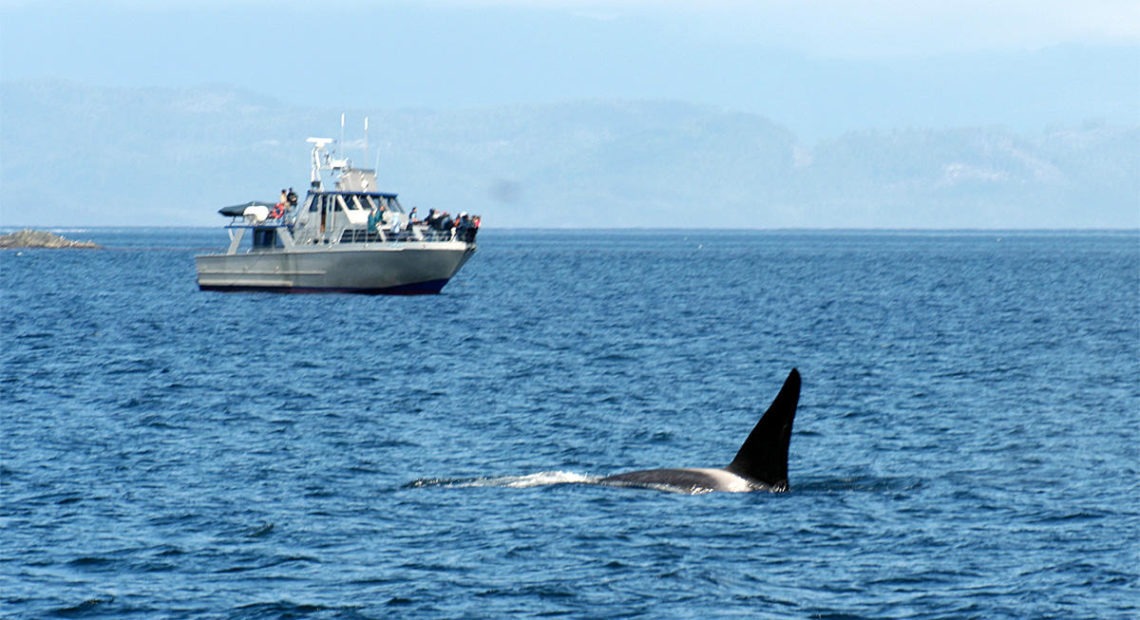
[198, 279, 450, 295]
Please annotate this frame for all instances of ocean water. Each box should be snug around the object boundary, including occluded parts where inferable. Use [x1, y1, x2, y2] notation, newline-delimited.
[1, 228, 1137, 619]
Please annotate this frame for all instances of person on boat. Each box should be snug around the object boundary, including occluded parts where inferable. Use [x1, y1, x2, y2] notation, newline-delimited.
[379, 205, 391, 234]
[367, 205, 382, 235]
[269, 189, 287, 220]
[463, 214, 480, 242]
[286, 188, 298, 208]
[269, 189, 287, 219]
[408, 207, 419, 226]
[455, 212, 469, 239]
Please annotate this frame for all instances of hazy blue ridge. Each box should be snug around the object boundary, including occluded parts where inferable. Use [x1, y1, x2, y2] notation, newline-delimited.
[1, 80, 1137, 228]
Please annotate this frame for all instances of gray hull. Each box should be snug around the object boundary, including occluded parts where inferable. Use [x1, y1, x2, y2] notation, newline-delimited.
[196, 243, 475, 294]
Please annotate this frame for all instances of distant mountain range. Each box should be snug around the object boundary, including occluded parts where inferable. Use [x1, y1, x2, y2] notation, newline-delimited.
[1, 81, 1136, 228]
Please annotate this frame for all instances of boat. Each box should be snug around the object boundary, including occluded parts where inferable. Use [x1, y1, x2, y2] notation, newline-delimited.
[195, 136, 479, 294]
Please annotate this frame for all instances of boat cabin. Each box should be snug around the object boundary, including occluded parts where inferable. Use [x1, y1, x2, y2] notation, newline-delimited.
[213, 137, 477, 255]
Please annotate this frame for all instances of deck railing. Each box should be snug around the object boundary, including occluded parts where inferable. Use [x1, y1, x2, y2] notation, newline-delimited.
[337, 226, 469, 244]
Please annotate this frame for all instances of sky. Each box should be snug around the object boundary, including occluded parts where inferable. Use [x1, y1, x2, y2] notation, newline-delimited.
[2, 1, 1138, 133]
[1, 1, 1137, 228]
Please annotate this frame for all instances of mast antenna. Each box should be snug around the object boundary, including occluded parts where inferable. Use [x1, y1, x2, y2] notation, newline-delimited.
[306, 137, 334, 189]
[339, 112, 346, 152]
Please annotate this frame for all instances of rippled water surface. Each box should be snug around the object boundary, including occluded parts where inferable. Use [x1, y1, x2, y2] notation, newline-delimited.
[2, 229, 1138, 618]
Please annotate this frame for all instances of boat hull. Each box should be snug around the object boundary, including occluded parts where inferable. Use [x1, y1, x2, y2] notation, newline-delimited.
[195, 243, 475, 295]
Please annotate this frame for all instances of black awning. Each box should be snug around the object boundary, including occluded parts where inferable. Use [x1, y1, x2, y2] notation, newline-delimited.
[218, 201, 275, 217]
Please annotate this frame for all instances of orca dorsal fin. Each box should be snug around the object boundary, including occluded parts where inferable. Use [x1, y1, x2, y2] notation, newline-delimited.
[724, 368, 800, 490]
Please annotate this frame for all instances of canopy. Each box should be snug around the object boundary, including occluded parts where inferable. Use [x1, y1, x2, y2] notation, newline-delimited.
[218, 201, 276, 217]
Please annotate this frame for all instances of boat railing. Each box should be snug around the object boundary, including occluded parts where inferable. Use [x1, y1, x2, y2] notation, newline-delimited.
[337, 226, 470, 245]
[223, 217, 292, 230]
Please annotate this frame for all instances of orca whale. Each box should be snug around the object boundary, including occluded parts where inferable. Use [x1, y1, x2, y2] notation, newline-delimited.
[600, 368, 801, 493]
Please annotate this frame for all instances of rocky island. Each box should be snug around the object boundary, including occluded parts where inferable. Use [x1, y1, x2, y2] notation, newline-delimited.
[0, 229, 101, 249]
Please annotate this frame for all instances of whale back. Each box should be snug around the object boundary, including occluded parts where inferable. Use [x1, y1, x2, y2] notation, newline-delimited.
[600, 368, 802, 493]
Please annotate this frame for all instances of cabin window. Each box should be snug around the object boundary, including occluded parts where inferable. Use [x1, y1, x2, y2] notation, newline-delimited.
[252, 228, 279, 248]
